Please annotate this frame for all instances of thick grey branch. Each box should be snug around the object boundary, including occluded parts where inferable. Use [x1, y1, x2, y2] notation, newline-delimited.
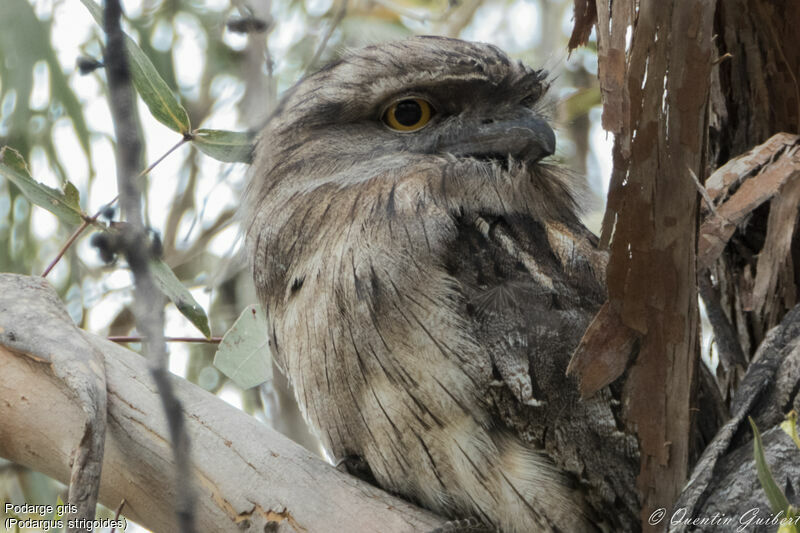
[0, 275, 106, 531]
[672, 304, 800, 532]
[0, 274, 443, 533]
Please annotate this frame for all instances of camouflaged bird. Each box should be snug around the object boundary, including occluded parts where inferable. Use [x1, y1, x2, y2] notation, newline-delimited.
[246, 36, 639, 532]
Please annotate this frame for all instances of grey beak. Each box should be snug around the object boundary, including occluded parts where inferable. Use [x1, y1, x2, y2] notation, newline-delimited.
[439, 109, 556, 165]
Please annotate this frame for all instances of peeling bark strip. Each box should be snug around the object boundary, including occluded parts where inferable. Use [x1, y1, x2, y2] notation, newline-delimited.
[571, 1, 716, 528]
[569, 134, 800, 399]
[698, 133, 800, 397]
[567, 0, 597, 52]
[709, 0, 800, 364]
[591, 0, 632, 139]
[699, 133, 800, 270]
[566, 301, 638, 396]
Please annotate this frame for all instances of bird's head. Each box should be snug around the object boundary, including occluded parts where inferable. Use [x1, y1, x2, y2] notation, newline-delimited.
[246, 36, 580, 291]
[255, 36, 556, 184]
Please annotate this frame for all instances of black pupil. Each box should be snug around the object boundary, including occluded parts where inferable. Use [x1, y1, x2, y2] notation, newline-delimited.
[394, 100, 422, 126]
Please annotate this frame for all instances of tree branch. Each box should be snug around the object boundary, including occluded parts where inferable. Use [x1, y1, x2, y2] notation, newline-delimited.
[0, 274, 443, 533]
[103, 1, 196, 529]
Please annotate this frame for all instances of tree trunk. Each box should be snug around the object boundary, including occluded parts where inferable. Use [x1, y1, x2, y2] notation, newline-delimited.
[569, 0, 800, 530]
[671, 0, 800, 528]
[708, 0, 800, 390]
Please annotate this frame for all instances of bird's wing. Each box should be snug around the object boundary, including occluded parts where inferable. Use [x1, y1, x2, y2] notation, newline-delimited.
[444, 212, 641, 531]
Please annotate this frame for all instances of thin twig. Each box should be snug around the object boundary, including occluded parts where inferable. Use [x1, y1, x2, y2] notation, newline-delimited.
[109, 499, 126, 533]
[42, 220, 90, 277]
[41, 195, 121, 277]
[142, 136, 192, 177]
[712, 52, 732, 66]
[41, 135, 189, 278]
[687, 165, 718, 217]
[109, 336, 222, 344]
[103, 2, 197, 532]
[42, 197, 117, 278]
[304, 0, 347, 75]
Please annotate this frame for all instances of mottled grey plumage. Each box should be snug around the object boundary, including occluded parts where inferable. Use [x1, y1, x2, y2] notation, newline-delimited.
[246, 36, 639, 532]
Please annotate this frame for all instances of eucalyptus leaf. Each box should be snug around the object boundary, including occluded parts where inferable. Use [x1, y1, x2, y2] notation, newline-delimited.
[79, 0, 191, 133]
[192, 129, 255, 163]
[149, 258, 211, 338]
[780, 410, 800, 449]
[749, 417, 791, 514]
[0, 146, 83, 226]
[213, 304, 272, 389]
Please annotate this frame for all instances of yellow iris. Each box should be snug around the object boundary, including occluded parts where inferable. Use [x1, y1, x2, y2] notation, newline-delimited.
[383, 98, 434, 132]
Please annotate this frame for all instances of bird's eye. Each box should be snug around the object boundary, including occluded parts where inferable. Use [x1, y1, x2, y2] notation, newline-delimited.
[382, 98, 434, 132]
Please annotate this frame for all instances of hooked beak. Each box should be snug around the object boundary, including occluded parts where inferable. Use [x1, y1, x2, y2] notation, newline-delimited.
[438, 109, 556, 166]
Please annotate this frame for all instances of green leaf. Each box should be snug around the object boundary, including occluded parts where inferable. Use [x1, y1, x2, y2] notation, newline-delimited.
[149, 258, 211, 338]
[192, 129, 255, 163]
[79, 0, 191, 133]
[78, 0, 102, 25]
[54, 496, 65, 521]
[0, 146, 83, 226]
[780, 410, 800, 450]
[749, 417, 791, 514]
[778, 520, 799, 533]
[125, 34, 191, 133]
[213, 304, 272, 389]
